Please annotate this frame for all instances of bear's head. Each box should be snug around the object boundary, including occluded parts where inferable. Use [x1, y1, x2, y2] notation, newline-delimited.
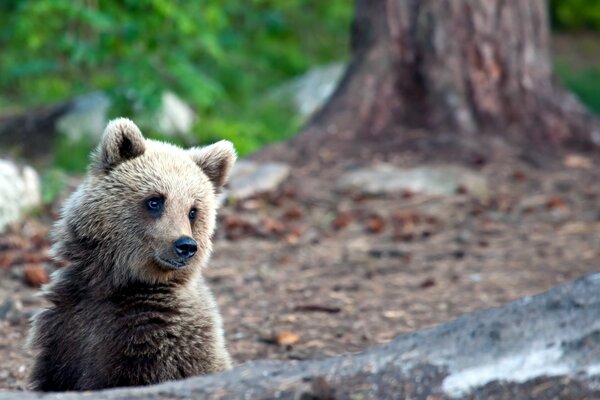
[52, 118, 236, 286]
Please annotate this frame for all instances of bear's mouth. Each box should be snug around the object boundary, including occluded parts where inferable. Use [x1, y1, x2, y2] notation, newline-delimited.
[156, 257, 188, 270]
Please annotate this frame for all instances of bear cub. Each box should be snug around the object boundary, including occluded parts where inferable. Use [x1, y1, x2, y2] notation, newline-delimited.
[28, 118, 235, 391]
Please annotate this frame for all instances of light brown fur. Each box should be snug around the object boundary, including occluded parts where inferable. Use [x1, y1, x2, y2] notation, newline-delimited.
[27, 118, 235, 391]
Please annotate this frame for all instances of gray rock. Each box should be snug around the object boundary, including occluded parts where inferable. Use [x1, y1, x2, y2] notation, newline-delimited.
[0, 299, 15, 320]
[227, 160, 290, 200]
[56, 92, 111, 142]
[0, 299, 24, 322]
[156, 91, 196, 137]
[0, 159, 41, 233]
[272, 63, 346, 118]
[4, 273, 600, 399]
[337, 164, 489, 199]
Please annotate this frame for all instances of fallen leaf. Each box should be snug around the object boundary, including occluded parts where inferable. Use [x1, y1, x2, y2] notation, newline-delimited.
[276, 331, 300, 346]
[284, 225, 304, 244]
[366, 214, 385, 234]
[261, 217, 286, 236]
[331, 211, 352, 230]
[382, 310, 406, 319]
[22, 249, 51, 264]
[511, 170, 527, 182]
[0, 251, 21, 269]
[563, 154, 592, 169]
[224, 215, 241, 228]
[222, 215, 255, 240]
[24, 264, 49, 287]
[283, 207, 304, 220]
[393, 210, 422, 226]
[545, 196, 568, 211]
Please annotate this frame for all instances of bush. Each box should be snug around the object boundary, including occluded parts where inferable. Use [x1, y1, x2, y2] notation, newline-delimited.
[0, 1, 352, 166]
[550, 0, 600, 31]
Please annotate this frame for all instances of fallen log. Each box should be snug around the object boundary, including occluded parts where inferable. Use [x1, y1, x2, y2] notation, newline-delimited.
[4, 273, 600, 399]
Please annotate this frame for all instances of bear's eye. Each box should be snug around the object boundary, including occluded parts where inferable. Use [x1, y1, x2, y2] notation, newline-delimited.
[145, 196, 164, 216]
[189, 208, 197, 221]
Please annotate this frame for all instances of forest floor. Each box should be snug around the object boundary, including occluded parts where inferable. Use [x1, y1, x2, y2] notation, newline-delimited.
[0, 144, 599, 391]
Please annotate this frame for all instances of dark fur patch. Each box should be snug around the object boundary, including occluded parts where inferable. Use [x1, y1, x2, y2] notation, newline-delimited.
[119, 136, 135, 160]
[29, 273, 228, 391]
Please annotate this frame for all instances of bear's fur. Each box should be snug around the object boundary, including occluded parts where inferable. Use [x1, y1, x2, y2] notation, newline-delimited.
[27, 118, 236, 391]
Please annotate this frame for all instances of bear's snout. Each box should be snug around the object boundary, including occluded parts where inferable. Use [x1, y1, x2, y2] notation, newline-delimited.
[173, 236, 198, 260]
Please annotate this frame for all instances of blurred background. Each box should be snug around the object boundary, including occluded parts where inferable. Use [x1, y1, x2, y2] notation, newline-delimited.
[0, 1, 351, 168]
[0, 1, 599, 176]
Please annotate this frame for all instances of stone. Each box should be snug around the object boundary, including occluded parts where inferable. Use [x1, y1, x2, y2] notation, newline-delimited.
[0, 300, 14, 320]
[337, 164, 489, 199]
[56, 91, 111, 142]
[156, 91, 196, 137]
[4, 273, 600, 399]
[271, 63, 346, 118]
[0, 159, 41, 233]
[227, 160, 290, 200]
[0, 299, 23, 322]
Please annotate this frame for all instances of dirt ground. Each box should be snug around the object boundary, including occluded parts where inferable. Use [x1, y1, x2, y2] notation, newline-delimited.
[0, 149, 599, 391]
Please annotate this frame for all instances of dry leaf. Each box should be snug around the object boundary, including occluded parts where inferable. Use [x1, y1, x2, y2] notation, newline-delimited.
[283, 207, 304, 220]
[545, 196, 568, 211]
[0, 250, 21, 269]
[261, 217, 286, 236]
[276, 331, 300, 346]
[563, 154, 592, 169]
[331, 211, 353, 230]
[382, 310, 406, 319]
[24, 264, 49, 287]
[366, 214, 385, 234]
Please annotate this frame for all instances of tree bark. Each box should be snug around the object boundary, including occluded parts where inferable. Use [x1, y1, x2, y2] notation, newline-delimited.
[260, 0, 600, 165]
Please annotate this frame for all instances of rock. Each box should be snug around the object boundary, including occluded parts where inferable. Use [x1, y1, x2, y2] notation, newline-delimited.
[227, 160, 290, 200]
[0, 300, 15, 320]
[56, 92, 111, 142]
[0, 159, 41, 233]
[156, 91, 196, 137]
[4, 273, 600, 399]
[0, 299, 23, 322]
[337, 164, 489, 199]
[271, 63, 346, 118]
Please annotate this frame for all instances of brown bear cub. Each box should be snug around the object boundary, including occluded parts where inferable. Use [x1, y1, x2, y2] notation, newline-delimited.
[27, 118, 235, 391]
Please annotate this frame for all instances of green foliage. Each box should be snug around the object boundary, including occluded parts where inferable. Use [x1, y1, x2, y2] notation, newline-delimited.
[0, 0, 352, 169]
[54, 134, 96, 172]
[40, 168, 68, 205]
[7, 0, 600, 174]
[550, 0, 600, 31]
[556, 62, 600, 114]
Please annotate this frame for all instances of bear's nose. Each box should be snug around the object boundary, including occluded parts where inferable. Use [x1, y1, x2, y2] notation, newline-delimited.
[173, 237, 197, 260]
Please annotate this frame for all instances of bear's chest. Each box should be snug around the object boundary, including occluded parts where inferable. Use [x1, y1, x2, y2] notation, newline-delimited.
[102, 287, 211, 377]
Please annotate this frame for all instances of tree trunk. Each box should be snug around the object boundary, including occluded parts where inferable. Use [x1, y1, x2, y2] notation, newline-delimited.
[260, 0, 599, 165]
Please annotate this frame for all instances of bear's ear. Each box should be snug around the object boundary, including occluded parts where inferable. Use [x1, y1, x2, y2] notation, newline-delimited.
[188, 140, 237, 191]
[93, 118, 146, 172]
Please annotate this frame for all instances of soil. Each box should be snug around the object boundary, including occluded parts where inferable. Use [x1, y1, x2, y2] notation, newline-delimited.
[0, 147, 599, 392]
